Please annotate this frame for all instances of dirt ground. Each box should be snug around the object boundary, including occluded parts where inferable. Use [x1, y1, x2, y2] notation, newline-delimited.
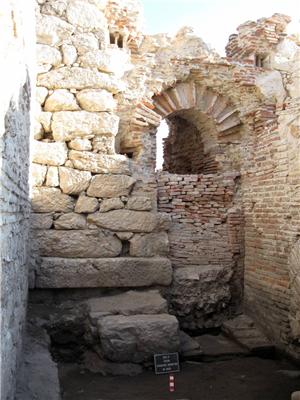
[59, 357, 300, 400]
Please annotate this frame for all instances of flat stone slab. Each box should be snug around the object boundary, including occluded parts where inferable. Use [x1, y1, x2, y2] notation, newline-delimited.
[97, 314, 180, 363]
[35, 257, 172, 289]
[222, 314, 275, 355]
[195, 334, 249, 361]
[34, 229, 121, 258]
[88, 290, 168, 321]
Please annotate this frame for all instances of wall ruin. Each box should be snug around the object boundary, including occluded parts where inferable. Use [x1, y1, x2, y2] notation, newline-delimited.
[0, 1, 35, 399]
[29, 0, 300, 364]
[1, 1, 300, 396]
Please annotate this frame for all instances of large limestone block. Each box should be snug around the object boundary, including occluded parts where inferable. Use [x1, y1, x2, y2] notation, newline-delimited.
[66, 1, 107, 30]
[44, 90, 79, 112]
[35, 257, 172, 288]
[61, 44, 77, 66]
[79, 49, 131, 77]
[98, 314, 179, 363]
[76, 89, 115, 112]
[32, 141, 68, 166]
[99, 198, 124, 212]
[59, 167, 91, 195]
[54, 212, 87, 229]
[31, 163, 47, 187]
[36, 14, 74, 46]
[35, 229, 121, 258]
[37, 44, 62, 67]
[30, 213, 53, 230]
[37, 112, 52, 133]
[126, 196, 152, 211]
[46, 166, 59, 187]
[88, 290, 168, 318]
[51, 111, 119, 141]
[72, 33, 99, 55]
[31, 187, 74, 213]
[87, 175, 136, 198]
[36, 87, 48, 105]
[37, 67, 125, 93]
[75, 193, 99, 213]
[69, 138, 92, 151]
[87, 210, 159, 232]
[130, 232, 169, 257]
[69, 151, 130, 174]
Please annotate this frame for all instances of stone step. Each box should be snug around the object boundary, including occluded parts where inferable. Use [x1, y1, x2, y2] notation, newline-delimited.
[35, 257, 172, 288]
[194, 333, 249, 361]
[96, 314, 180, 364]
[87, 290, 168, 322]
[222, 314, 275, 355]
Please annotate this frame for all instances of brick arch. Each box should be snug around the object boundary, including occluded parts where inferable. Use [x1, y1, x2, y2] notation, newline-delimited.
[120, 81, 243, 162]
[131, 81, 242, 135]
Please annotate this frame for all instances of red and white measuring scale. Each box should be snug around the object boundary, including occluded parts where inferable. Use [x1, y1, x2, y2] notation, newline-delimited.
[169, 374, 175, 392]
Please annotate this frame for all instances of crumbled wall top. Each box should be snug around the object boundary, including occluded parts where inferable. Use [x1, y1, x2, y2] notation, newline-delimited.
[226, 13, 292, 63]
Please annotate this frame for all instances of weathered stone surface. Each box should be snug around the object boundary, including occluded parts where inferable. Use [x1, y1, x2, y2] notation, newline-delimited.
[76, 89, 115, 112]
[69, 138, 92, 151]
[71, 33, 99, 55]
[256, 70, 286, 103]
[88, 210, 159, 232]
[126, 196, 152, 211]
[44, 89, 79, 112]
[36, 87, 48, 105]
[169, 266, 232, 330]
[30, 213, 53, 230]
[32, 141, 68, 166]
[35, 257, 172, 288]
[99, 198, 124, 212]
[116, 232, 134, 241]
[31, 163, 47, 187]
[92, 135, 114, 154]
[69, 151, 130, 174]
[98, 314, 179, 363]
[35, 229, 121, 258]
[59, 167, 91, 195]
[88, 290, 168, 319]
[61, 44, 77, 65]
[79, 49, 131, 77]
[36, 14, 74, 46]
[51, 111, 119, 141]
[130, 232, 169, 257]
[45, 166, 59, 187]
[31, 187, 74, 213]
[87, 175, 136, 198]
[66, 1, 107, 31]
[37, 112, 52, 133]
[75, 193, 99, 213]
[222, 315, 274, 354]
[54, 212, 87, 230]
[36, 44, 62, 67]
[37, 67, 125, 93]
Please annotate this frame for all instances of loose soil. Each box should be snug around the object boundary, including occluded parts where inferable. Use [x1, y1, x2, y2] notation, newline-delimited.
[59, 357, 300, 400]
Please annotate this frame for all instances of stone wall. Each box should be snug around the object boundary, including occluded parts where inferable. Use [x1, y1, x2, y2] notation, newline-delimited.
[31, 0, 170, 292]
[0, 1, 35, 398]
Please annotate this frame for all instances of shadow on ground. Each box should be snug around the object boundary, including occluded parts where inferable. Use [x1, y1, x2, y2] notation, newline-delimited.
[59, 357, 299, 400]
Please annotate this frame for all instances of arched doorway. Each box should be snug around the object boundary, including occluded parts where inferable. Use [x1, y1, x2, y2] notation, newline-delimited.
[121, 80, 245, 330]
